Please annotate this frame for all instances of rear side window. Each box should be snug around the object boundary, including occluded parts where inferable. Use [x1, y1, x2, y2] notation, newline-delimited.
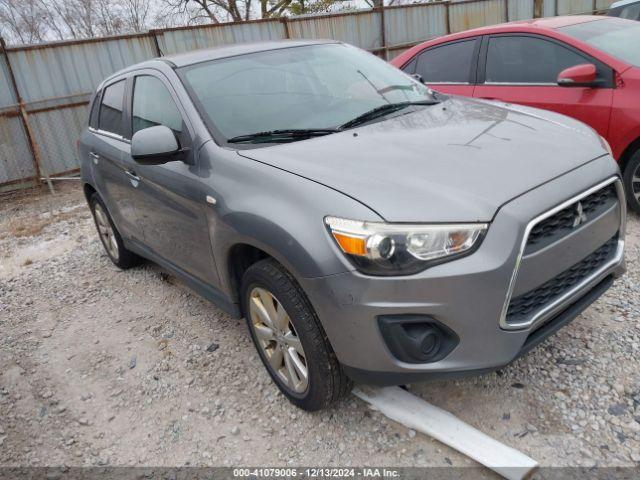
[98, 80, 125, 136]
[415, 40, 477, 83]
[132, 75, 185, 143]
[485, 36, 587, 84]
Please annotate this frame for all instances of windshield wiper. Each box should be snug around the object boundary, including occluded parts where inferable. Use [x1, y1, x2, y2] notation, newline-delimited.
[228, 128, 339, 144]
[339, 100, 439, 130]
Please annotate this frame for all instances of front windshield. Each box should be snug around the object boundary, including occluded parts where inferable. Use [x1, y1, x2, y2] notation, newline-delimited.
[179, 43, 435, 141]
[560, 18, 640, 67]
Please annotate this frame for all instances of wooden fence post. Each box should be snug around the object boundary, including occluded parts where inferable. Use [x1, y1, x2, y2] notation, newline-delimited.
[149, 29, 163, 56]
[379, 4, 388, 60]
[0, 37, 47, 189]
[445, 1, 451, 34]
[281, 17, 291, 39]
[533, 0, 544, 17]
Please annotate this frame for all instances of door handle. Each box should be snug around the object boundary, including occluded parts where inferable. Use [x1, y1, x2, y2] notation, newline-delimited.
[479, 97, 498, 101]
[89, 152, 100, 164]
[125, 170, 140, 184]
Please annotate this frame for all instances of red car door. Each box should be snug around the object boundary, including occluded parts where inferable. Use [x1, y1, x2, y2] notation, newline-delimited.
[399, 38, 480, 97]
[473, 34, 614, 137]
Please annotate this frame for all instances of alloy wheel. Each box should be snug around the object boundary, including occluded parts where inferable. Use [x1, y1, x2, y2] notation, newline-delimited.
[632, 164, 640, 203]
[94, 204, 119, 260]
[249, 287, 308, 393]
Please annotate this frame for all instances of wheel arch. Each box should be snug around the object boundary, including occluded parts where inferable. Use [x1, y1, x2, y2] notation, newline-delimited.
[619, 136, 640, 175]
[83, 182, 97, 204]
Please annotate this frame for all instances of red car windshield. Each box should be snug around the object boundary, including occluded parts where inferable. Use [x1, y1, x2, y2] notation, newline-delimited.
[559, 17, 640, 67]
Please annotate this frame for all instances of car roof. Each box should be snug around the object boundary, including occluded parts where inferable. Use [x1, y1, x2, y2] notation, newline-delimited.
[452, 15, 605, 36]
[161, 39, 338, 67]
[609, 0, 639, 8]
[99, 39, 338, 87]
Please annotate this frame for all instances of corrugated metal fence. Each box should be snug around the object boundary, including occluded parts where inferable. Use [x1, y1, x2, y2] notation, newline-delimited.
[0, 0, 616, 192]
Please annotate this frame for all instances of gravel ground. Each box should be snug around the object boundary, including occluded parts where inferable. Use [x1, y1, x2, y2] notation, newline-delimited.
[0, 183, 639, 470]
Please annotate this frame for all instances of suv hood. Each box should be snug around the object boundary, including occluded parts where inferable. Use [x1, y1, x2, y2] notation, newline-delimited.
[238, 97, 607, 222]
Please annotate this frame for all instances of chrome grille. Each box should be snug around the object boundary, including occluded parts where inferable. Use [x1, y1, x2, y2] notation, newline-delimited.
[526, 184, 617, 254]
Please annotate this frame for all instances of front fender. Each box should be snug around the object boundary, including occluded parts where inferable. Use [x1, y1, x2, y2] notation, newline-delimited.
[200, 146, 382, 299]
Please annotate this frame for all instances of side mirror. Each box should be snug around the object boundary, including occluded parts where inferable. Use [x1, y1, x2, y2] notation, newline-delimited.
[557, 64, 599, 87]
[131, 125, 183, 165]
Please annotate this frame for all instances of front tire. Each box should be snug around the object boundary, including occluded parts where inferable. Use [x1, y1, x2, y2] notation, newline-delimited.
[623, 149, 640, 214]
[241, 258, 351, 411]
[89, 193, 141, 269]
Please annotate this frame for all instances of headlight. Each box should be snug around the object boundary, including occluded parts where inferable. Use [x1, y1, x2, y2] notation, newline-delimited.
[325, 216, 487, 276]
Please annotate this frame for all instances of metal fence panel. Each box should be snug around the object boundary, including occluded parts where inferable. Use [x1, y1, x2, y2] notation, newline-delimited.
[287, 11, 383, 50]
[542, 0, 557, 16]
[449, 0, 507, 33]
[557, 0, 593, 14]
[0, 0, 618, 192]
[595, 0, 616, 10]
[508, 0, 535, 20]
[0, 49, 17, 109]
[0, 115, 36, 185]
[157, 20, 286, 55]
[28, 104, 89, 178]
[6, 35, 157, 104]
[384, 4, 448, 47]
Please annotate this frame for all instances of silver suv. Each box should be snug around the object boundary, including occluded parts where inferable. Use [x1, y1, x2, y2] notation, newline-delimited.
[80, 40, 626, 410]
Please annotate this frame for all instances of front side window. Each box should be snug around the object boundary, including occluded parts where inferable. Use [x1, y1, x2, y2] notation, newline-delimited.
[179, 43, 436, 143]
[415, 40, 477, 83]
[132, 75, 184, 141]
[98, 80, 125, 136]
[485, 36, 589, 84]
[560, 18, 640, 67]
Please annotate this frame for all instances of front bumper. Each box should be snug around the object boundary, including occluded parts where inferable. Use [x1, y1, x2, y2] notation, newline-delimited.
[299, 156, 626, 385]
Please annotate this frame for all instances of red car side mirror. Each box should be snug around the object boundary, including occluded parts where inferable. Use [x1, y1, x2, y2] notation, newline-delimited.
[557, 64, 599, 87]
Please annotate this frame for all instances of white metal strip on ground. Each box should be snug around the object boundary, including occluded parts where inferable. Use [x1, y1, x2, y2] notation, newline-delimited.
[353, 386, 539, 480]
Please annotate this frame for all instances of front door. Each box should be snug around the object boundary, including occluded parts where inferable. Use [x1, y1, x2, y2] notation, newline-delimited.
[473, 35, 614, 138]
[125, 72, 220, 287]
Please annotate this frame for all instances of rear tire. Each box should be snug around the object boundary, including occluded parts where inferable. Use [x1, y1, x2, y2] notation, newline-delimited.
[623, 149, 640, 214]
[89, 193, 141, 269]
[241, 258, 351, 411]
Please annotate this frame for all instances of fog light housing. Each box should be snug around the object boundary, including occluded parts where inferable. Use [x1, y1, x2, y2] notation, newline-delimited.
[378, 315, 459, 364]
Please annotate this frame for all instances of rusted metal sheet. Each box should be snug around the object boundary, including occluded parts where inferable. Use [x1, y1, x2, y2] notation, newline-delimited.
[287, 10, 383, 51]
[157, 20, 286, 55]
[449, 0, 507, 33]
[508, 0, 535, 20]
[384, 3, 448, 47]
[557, 0, 593, 14]
[6, 35, 157, 104]
[0, 115, 36, 185]
[27, 104, 88, 179]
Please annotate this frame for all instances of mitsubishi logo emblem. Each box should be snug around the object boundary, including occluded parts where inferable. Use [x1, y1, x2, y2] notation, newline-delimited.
[573, 201, 587, 228]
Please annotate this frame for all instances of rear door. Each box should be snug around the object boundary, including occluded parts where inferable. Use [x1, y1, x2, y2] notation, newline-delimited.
[90, 78, 144, 241]
[473, 34, 614, 137]
[124, 70, 220, 286]
[400, 38, 480, 96]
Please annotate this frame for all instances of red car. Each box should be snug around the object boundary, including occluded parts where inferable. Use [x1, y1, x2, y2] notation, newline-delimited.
[391, 16, 640, 212]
